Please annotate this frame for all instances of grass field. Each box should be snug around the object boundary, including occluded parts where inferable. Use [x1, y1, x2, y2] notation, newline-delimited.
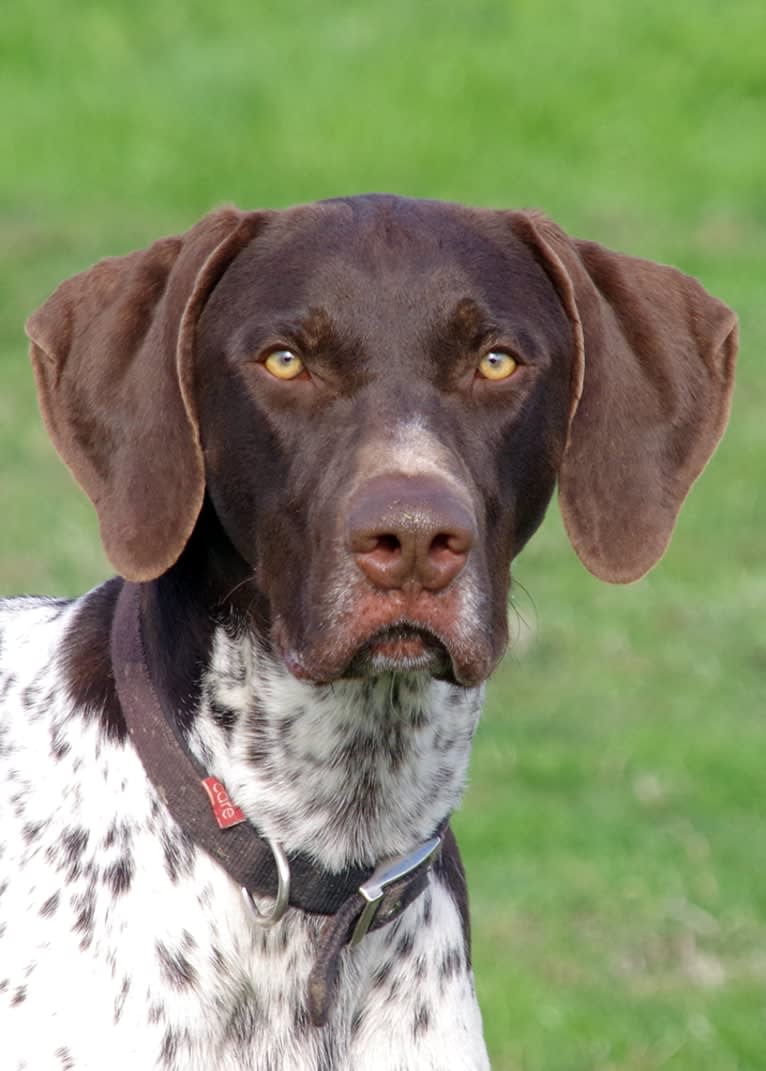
[2, 2, 765, 1067]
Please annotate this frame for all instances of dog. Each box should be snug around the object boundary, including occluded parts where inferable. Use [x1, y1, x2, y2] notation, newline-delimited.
[0, 195, 737, 1070]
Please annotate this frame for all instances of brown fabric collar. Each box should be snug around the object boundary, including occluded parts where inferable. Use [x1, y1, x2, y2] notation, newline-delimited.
[110, 581, 445, 1025]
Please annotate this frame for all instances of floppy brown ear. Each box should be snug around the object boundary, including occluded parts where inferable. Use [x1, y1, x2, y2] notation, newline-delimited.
[26, 207, 262, 582]
[512, 213, 738, 583]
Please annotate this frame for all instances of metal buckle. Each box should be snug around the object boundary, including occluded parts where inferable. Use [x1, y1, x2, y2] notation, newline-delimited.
[350, 835, 442, 947]
[241, 838, 290, 927]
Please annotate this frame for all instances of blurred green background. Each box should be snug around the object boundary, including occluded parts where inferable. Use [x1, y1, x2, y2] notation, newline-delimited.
[2, 2, 765, 1067]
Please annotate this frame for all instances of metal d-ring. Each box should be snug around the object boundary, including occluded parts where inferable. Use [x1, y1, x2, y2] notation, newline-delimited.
[241, 838, 291, 927]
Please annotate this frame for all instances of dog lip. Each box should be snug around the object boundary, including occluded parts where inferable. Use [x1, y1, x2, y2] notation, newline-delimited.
[362, 623, 448, 660]
[342, 622, 452, 680]
[368, 621, 444, 645]
[273, 601, 499, 687]
[275, 619, 492, 687]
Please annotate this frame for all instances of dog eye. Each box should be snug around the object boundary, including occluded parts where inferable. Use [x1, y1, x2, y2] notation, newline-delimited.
[477, 350, 518, 381]
[264, 349, 305, 381]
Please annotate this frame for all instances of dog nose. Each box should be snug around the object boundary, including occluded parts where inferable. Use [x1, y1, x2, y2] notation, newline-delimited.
[346, 475, 476, 592]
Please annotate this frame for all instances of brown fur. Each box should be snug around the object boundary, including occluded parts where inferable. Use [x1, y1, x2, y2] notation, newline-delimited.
[26, 196, 737, 685]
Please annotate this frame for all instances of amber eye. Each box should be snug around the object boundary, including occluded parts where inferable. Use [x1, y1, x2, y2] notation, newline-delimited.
[264, 349, 305, 380]
[478, 350, 518, 381]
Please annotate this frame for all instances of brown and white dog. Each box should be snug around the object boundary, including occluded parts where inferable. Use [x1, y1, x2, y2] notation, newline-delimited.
[0, 196, 736, 1070]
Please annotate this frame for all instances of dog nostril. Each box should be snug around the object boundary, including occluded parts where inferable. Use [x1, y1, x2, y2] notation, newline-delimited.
[350, 530, 410, 591]
[430, 531, 472, 559]
[350, 531, 402, 557]
[421, 528, 473, 591]
[374, 534, 401, 558]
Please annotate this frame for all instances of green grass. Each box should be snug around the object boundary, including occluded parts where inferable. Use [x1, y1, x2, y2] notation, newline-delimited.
[2, 2, 765, 1066]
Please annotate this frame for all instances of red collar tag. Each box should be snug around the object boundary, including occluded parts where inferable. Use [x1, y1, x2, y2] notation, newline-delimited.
[201, 777, 247, 829]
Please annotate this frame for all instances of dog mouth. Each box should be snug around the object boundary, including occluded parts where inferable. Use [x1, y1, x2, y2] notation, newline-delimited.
[273, 587, 502, 687]
[274, 614, 477, 684]
[343, 624, 452, 678]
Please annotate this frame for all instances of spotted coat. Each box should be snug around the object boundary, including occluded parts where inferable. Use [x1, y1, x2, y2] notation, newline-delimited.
[0, 589, 486, 1070]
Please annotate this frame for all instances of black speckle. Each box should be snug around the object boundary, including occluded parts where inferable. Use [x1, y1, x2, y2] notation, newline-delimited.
[21, 821, 45, 844]
[0, 722, 13, 759]
[160, 828, 195, 884]
[442, 945, 462, 974]
[396, 931, 415, 959]
[102, 819, 134, 851]
[73, 891, 96, 946]
[277, 713, 297, 740]
[104, 857, 134, 896]
[50, 724, 71, 760]
[292, 1003, 311, 1034]
[422, 891, 433, 927]
[113, 975, 131, 1024]
[21, 681, 43, 711]
[210, 945, 226, 973]
[0, 671, 16, 705]
[10, 791, 26, 819]
[11, 984, 27, 1005]
[245, 721, 272, 768]
[156, 941, 198, 990]
[209, 699, 237, 735]
[438, 946, 463, 991]
[148, 1001, 165, 1024]
[55, 1046, 75, 1070]
[413, 1002, 431, 1038]
[62, 827, 89, 874]
[159, 1028, 178, 1067]
[224, 985, 263, 1046]
[371, 960, 393, 989]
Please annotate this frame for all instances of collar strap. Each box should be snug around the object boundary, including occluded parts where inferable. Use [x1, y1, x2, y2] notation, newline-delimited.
[110, 582, 444, 1025]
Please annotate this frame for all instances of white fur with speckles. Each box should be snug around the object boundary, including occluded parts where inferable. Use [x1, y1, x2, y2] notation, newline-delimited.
[192, 623, 483, 869]
[0, 592, 490, 1070]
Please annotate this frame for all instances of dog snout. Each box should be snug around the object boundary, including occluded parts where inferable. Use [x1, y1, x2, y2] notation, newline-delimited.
[346, 474, 476, 593]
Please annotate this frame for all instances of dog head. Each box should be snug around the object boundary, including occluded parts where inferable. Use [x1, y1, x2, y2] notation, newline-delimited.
[26, 195, 737, 686]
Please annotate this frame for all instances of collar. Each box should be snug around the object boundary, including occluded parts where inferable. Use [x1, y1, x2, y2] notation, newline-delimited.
[110, 581, 444, 1026]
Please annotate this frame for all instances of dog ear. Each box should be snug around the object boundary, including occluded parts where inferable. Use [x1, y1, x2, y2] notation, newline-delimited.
[26, 207, 263, 582]
[511, 213, 738, 583]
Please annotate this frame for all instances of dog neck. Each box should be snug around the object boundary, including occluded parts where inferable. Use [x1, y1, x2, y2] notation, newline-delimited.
[138, 504, 484, 871]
